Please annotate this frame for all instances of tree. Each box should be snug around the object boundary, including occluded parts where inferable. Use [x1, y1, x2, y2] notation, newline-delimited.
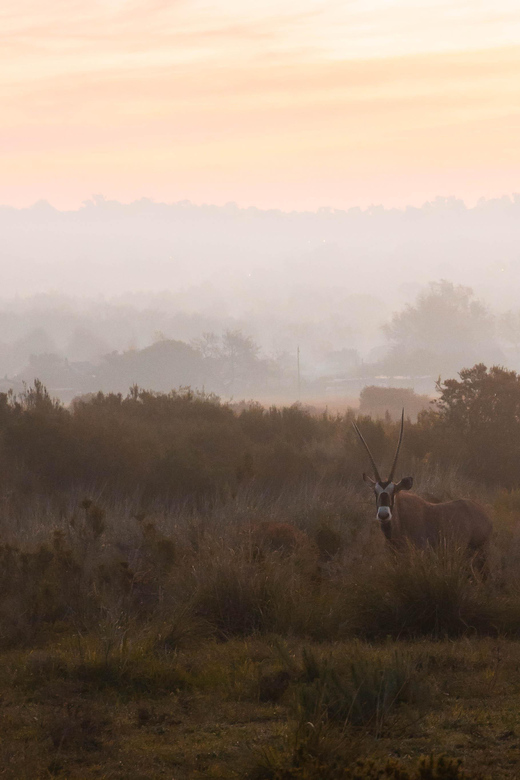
[192, 332, 221, 360]
[97, 339, 207, 393]
[193, 330, 271, 394]
[382, 281, 502, 376]
[498, 310, 520, 365]
[433, 364, 520, 486]
[221, 330, 261, 390]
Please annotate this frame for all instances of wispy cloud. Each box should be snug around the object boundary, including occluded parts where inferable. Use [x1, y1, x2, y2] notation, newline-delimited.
[2, 1, 520, 209]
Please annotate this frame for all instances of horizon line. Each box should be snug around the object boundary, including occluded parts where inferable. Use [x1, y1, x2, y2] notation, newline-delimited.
[2, 191, 520, 216]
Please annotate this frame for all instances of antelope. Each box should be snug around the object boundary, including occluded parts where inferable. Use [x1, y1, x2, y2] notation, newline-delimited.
[353, 411, 492, 568]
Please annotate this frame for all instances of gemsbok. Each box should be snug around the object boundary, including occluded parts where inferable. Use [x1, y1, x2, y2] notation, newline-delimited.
[353, 410, 492, 569]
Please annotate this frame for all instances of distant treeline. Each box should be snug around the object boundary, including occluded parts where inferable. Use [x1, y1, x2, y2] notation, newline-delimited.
[0, 364, 519, 500]
[0, 280, 517, 403]
[11, 330, 280, 402]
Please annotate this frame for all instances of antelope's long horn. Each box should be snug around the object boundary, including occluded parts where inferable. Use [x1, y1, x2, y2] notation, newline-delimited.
[388, 408, 405, 483]
[352, 421, 382, 483]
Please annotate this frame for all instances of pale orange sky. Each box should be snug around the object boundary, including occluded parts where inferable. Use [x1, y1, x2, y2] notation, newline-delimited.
[2, 0, 520, 210]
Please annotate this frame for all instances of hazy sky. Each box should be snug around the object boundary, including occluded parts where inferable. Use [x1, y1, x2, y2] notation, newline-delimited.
[3, 0, 520, 210]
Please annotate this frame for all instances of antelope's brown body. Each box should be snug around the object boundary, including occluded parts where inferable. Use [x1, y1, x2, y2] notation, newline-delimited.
[383, 491, 492, 555]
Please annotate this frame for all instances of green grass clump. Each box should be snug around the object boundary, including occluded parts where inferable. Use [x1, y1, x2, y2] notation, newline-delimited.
[72, 655, 191, 695]
[296, 646, 424, 734]
[19, 637, 192, 698]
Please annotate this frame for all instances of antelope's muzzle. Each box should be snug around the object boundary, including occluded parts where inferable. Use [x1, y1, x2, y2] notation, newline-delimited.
[377, 491, 392, 521]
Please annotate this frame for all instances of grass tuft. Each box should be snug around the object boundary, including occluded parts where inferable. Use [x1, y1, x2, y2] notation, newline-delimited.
[296, 646, 424, 734]
[349, 544, 496, 639]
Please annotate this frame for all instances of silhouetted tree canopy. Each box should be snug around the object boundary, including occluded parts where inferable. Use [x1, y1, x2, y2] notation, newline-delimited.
[430, 364, 520, 486]
[382, 281, 502, 375]
[98, 339, 207, 393]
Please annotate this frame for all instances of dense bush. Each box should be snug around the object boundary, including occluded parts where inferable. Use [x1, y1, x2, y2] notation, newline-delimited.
[0, 382, 352, 500]
[348, 545, 497, 640]
[0, 380, 420, 504]
[359, 386, 430, 422]
[2, 365, 520, 501]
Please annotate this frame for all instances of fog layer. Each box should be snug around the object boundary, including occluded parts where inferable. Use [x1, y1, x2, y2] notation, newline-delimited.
[1, 195, 519, 403]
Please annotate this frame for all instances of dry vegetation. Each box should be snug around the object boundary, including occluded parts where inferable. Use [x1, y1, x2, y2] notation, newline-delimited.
[0, 374, 520, 777]
[1, 479, 520, 778]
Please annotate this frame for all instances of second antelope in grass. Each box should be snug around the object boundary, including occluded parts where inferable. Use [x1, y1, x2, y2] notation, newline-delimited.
[353, 410, 492, 568]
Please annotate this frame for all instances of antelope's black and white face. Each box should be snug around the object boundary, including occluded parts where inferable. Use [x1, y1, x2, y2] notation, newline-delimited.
[363, 474, 414, 523]
[373, 479, 395, 521]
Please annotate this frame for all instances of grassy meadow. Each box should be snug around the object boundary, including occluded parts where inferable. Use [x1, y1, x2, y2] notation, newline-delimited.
[1, 377, 520, 777]
[1, 477, 520, 778]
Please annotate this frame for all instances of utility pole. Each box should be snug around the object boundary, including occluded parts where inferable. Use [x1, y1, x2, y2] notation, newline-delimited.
[297, 345, 301, 401]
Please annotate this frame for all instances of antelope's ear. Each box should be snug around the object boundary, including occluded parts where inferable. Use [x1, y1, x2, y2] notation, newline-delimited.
[363, 472, 376, 486]
[395, 476, 413, 492]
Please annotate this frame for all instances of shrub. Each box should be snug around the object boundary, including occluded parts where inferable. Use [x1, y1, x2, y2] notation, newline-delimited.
[0, 536, 88, 647]
[359, 386, 430, 423]
[193, 557, 286, 637]
[153, 604, 212, 654]
[72, 654, 191, 695]
[313, 522, 344, 561]
[349, 545, 495, 639]
[250, 521, 307, 557]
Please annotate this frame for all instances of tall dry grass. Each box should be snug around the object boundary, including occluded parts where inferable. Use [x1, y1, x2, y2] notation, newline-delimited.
[0, 466, 518, 651]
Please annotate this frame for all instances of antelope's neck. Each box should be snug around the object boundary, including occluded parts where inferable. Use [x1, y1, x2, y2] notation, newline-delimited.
[389, 493, 405, 539]
[380, 518, 392, 542]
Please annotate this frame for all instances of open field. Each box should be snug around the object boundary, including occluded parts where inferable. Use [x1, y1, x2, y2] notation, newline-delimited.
[3, 633, 520, 779]
[0, 476, 520, 779]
